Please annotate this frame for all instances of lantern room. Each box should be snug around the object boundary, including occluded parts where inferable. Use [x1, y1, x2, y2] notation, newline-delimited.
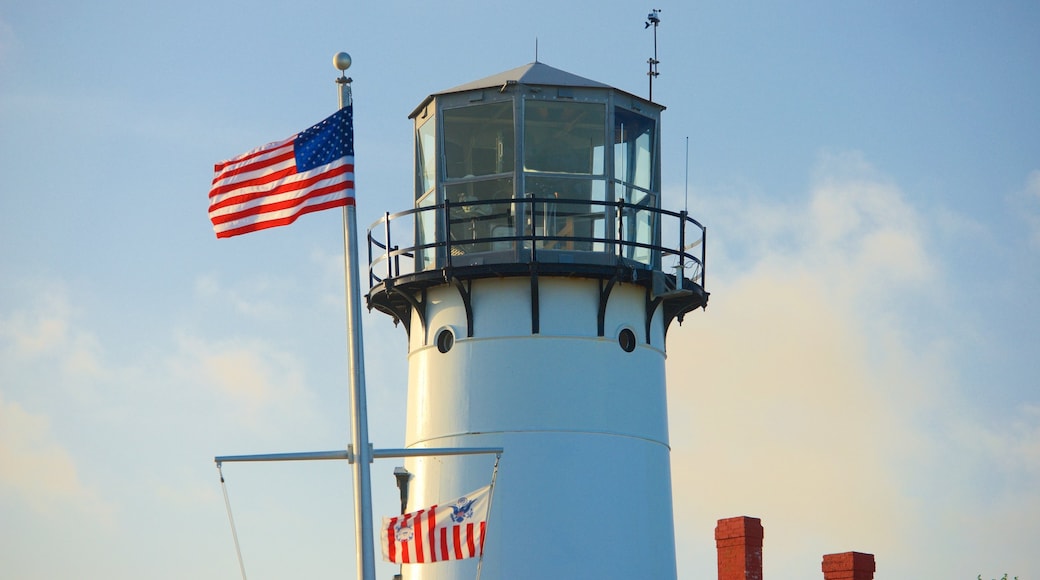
[367, 62, 707, 334]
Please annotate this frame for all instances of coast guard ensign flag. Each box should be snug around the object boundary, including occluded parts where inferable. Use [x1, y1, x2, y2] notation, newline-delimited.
[208, 106, 354, 238]
[381, 485, 491, 564]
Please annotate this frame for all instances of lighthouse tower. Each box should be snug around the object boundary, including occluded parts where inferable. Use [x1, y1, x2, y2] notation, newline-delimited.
[366, 62, 707, 579]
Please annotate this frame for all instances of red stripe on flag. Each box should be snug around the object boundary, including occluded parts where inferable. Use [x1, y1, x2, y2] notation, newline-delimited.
[428, 505, 438, 562]
[465, 523, 476, 557]
[440, 527, 449, 562]
[401, 512, 413, 564]
[479, 521, 487, 556]
[413, 509, 426, 563]
[386, 517, 398, 563]
[453, 525, 463, 560]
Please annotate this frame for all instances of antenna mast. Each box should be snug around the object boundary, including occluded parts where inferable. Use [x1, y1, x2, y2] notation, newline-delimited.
[645, 8, 661, 101]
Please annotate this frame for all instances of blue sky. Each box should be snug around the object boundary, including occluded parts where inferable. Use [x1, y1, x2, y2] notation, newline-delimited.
[2, 1, 1038, 578]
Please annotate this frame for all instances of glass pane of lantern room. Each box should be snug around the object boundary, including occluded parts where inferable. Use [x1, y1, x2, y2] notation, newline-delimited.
[442, 101, 515, 179]
[614, 108, 657, 266]
[442, 101, 515, 256]
[524, 101, 606, 252]
[416, 189, 437, 271]
[445, 178, 513, 255]
[416, 116, 436, 199]
[614, 108, 654, 191]
[524, 101, 605, 175]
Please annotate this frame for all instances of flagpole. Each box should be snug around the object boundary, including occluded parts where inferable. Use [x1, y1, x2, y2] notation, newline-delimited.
[334, 52, 376, 580]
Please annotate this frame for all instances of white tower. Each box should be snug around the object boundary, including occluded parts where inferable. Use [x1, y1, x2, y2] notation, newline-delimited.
[367, 62, 707, 579]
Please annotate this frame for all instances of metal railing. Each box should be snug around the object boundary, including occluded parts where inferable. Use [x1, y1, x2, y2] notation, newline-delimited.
[367, 196, 705, 290]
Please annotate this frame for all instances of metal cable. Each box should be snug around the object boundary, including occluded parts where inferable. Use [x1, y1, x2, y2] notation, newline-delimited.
[217, 463, 248, 580]
[475, 454, 503, 580]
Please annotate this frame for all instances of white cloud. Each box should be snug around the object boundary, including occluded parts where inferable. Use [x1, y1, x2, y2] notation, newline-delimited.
[667, 265, 917, 577]
[169, 333, 312, 427]
[0, 284, 107, 381]
[0, 393, 111, 519]
[0, 288, 69, 357]
[807, 152, 935, 293]
[193, 273, 285, 321]
[666, 153, 1038, 578]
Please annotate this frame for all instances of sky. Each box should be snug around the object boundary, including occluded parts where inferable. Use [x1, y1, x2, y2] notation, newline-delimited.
[1, 1, 1038, 578]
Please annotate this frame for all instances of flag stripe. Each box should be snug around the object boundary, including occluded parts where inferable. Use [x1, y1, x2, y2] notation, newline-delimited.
[468, 523, 478, 557]
[427, 505, 438, 563]
[414, 509, 426, 563]
[386, 517, 398, 563]
[440, 527, 449, 562]
[403, 512, 414, 564]
[479, 521, 487, 556]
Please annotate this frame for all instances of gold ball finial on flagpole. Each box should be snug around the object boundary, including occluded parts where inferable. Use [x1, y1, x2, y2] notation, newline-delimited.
[334, 52, 352, 72]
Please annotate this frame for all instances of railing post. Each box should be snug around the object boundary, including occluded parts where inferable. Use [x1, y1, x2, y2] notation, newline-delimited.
[678, 210, 687, 285]
[365, 230, 374, 286]
[383, 212, 392, 280]
[529, 194, 538, 262]
[442, 199, 452, 268]
[616, 198, 625, 257]
[701, 225, 707, 289]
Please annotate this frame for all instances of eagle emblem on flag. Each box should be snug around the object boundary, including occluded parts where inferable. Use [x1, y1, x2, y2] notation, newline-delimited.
[393, 520, 415, 542]
[450, 495, 476, 523]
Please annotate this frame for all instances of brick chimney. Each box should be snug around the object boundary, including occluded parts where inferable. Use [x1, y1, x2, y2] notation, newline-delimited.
[715, 516, 764, 580]
[821, 551, 875, 580]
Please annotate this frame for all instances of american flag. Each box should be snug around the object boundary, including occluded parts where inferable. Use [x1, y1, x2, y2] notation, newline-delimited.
[208, 106, 354, 238]
[381, 485, 491, 564]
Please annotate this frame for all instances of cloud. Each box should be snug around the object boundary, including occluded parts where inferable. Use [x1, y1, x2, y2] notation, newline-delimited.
[667, 265, 917, 576]
[0, 288, 70, 357]
[929, 402, 1040, 575]
[193, 273, 284, 321]
[666, 152, 1037, 577]
[0, 284, 106, 380]
[0, 393, 110, 519]
[169, 333, 312, 427]
[807, 151, 936, 292]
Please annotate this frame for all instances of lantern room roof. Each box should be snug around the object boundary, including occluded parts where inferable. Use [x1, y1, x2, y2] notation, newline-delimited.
[409, 61, 657, 119]
[443, 61, 611, 94]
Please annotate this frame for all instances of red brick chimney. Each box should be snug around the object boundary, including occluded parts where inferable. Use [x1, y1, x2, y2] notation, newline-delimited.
[821, 551, 875, 580]
[715, 516, 764, 580]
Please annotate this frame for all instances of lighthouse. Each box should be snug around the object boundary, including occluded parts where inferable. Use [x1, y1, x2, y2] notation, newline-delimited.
[366, 62, 707, 578]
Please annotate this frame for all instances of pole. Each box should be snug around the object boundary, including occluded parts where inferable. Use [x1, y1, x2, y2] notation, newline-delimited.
[646, 9, 661, 102]
[335, 52, 376, 580]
